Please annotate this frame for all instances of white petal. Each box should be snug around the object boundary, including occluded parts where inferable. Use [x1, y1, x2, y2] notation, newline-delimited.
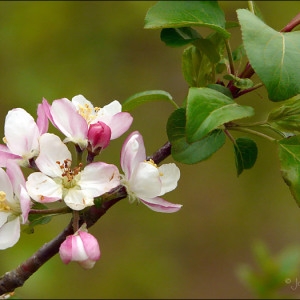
[4, 108, 40, 157]
[72, 95, 94, 112]
[35, 133, 71, 177]
[121, 131, 146, 180]
[129, 162, 161, 199]
[79, 162, 120, 197]
[158, 163, 180, 195]
[64, 189, 94, 211]
[0, 168, 13, 203]
[140, 196, 182, 213]
[0, 217, 20, 249]
[51, 98, 88, 143]
[26, 172, 62, 202]
[0, 212, 9, 228]
[100, 100, 122, 116]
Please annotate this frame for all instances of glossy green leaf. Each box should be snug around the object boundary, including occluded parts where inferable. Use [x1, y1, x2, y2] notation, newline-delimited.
[237, 9, 300, 101]
[160, 27, 201, 47]
[144, 1, 230, 38]
[122, 90, 177, 111]
[234, 137, 258, 176]
[267, 95, 300, 133]
[278, 135, 300, 206]
[186, 87, 255, 143]
[167, 108, 226, 164]
[207, 84, 233, 99]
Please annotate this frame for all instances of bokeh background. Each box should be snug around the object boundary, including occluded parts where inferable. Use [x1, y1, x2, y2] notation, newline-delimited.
[0, 1, 300, 298]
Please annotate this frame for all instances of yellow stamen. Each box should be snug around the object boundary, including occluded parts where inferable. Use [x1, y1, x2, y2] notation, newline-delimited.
[77, 103, 102, 124]
[0, 191, 11, 211]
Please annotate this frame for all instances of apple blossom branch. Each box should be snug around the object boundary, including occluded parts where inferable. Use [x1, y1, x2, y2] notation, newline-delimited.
[0, 142, 172, 295]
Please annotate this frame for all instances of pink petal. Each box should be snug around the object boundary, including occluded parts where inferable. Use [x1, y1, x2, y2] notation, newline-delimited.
[36, 99, 49, 134]
[140, 196, 182, 213]
[59, 235, 73, 264]
[50, 98, 88, 143]
[79, 231, 100, 261]
[120, 131, 146, 180]
[6, 159, 26, 197]
[0, 145, 20, 167]
[98, 112, 133, 139]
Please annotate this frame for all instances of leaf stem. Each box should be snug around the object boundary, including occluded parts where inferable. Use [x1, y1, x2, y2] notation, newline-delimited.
[228, 126, 276, 142]
[224, 39, 235, 75]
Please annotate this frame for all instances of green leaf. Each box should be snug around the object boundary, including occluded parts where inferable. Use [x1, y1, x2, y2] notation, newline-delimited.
[160, 27, 202, 47]
[267, 95, 300, 133]
[278, 135, 300, 206]
[186, 87, 255, 143]
[207, 84, 233, 99]
[167, 108, 226, 164]
[182, 45, 215, 87]
[237, 9, 300, 101]
[122, 90, 177, 111]
[144, 1, 230, 38]
[234, 137, 258, 176]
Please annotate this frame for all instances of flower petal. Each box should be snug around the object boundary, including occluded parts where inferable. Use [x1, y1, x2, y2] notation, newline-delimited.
[35, 133, 71, 177]
[98, 112, 133, 139]
[4, 108, 40, 157]
[50, 98, 88, 147]
[79, 231, 100, 261]
[129, 162, 161, 198]
[0, 216, 20, 249]
[0, 145, 21, 167]
[36, 100, 49, 134]
[6, 160, 26, 198]
[26, 172, 62, 203]
[79, 162, 120, 197]
[121, 131, 146, 180]
[140, 196, 182, 213]
[64, 189, 94, 211]
[0, 167, 13, 202]
[158, 163, 180, 195]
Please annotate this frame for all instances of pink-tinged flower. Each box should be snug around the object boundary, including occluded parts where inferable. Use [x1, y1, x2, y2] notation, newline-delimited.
[120, 131, 182, 213]
[0, 160, 31, 249]
[25, 133, 120, 211]
[0, 106, 48, 167]
[59, 224, 100, 269]
[43, 94, 133, 150]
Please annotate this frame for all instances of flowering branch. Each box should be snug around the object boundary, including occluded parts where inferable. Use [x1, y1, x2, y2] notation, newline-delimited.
[0, 185, 127, 295]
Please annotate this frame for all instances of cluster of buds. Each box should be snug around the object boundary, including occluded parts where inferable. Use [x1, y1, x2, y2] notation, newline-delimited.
[0, 94, 182, 269]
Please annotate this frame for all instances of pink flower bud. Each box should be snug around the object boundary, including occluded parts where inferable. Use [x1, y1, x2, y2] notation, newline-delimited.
[59, 227, 101, 269]
[87, 121, 111, 152]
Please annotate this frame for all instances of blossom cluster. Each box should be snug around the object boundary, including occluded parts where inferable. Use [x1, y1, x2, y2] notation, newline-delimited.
[0, 95, 181, 269]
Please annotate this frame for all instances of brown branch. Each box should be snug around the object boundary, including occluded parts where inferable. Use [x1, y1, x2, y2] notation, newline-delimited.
[0, 185, 127, 295]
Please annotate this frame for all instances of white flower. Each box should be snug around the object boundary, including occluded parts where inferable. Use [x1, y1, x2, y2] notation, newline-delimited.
[42, 95, 133, 150]
[0, 160, 31, 249]
[26, 133, 120, 211]
[120, 131, 182, 213]
[0, 106, 48, 167]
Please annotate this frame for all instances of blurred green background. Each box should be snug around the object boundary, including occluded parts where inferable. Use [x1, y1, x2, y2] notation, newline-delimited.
[0, 1, 300, 298]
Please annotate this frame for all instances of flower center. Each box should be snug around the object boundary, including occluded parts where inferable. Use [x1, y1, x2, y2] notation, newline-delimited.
[0, 191, 11, 211]
[146, 159, 163, 176]
[57, 159, 82, 188]
[77, 103, 101, 125]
